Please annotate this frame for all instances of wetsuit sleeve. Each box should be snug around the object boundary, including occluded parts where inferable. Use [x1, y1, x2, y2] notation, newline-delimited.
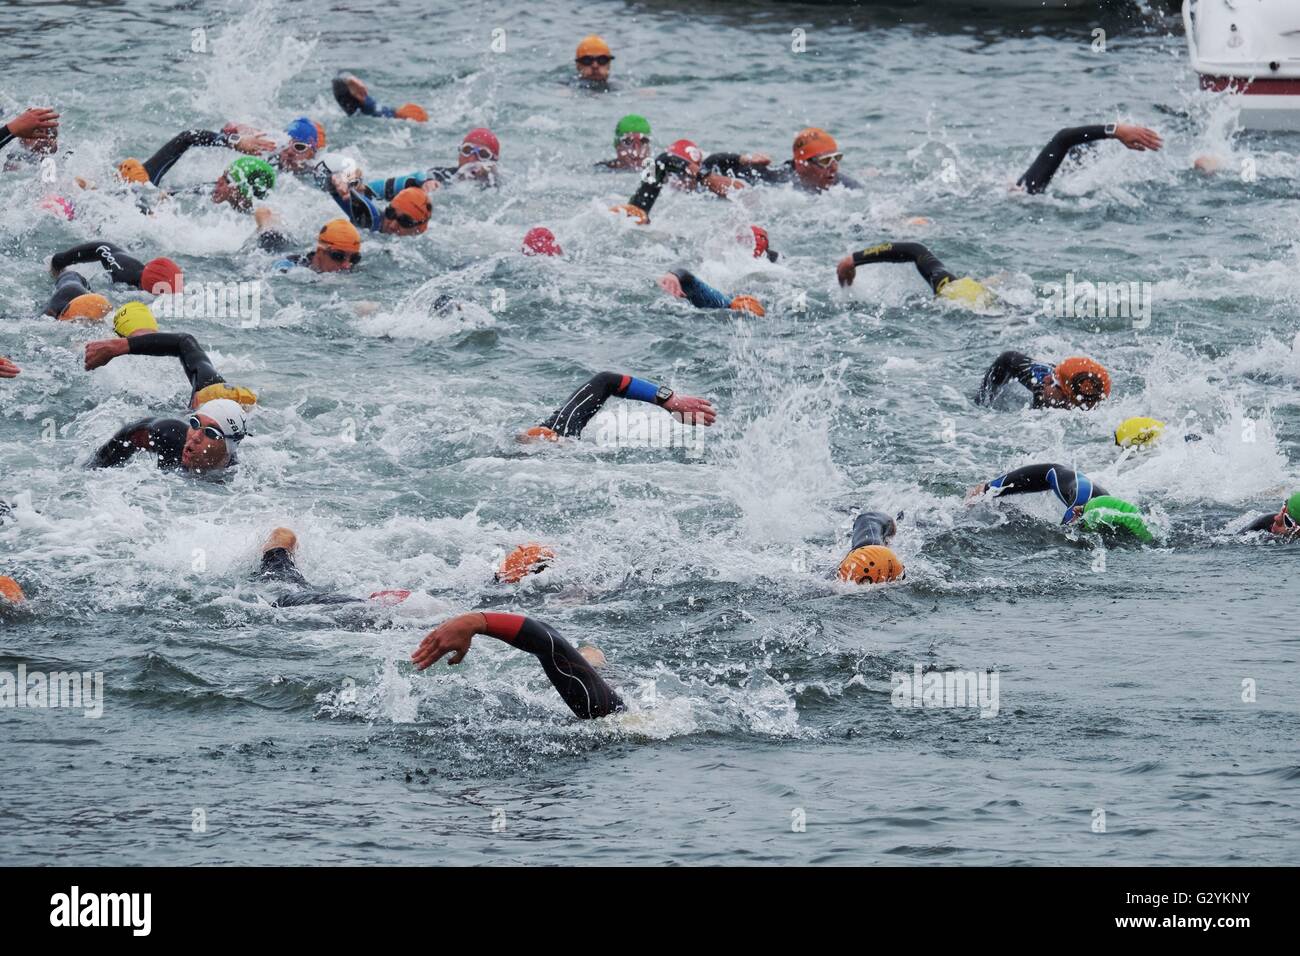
[257, 228, 293, 253]
[258, 547, 310, 586]
[1242, 514, 1276, 534]
[481, 613, 624, 720]
[627, 152, 690, 216]
[976, 350, 1042, 406]
[126, 332, 224, 397]
[850, 242, 956, 295]
[850, 511, 896, 550]
[539, 371, 662, 438]
[835, 171, 863, 190]
[323, 177, 382, 232]
[43, 271, 91, 317]
[51, 242, 145, 288]
[366, 172, 428, 200]
[700, 152, 784, 184]
[985, 464, 1105, 506]
[1016, 125, 1111, 194]
[670, 269, 733, 310]
[142, 129, 238, 185]
[89, 418, 163, 468]
[331, 77, 396, 118]
[0, 124, 15, 152]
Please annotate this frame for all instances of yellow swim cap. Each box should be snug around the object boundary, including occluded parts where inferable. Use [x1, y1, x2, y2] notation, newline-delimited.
[936, 276, 991, 308]
[1115, 416, 1166, 448]
[111, 301, 158, 338]
[191, 383, 258, 409]
[59, 293, 111, 322]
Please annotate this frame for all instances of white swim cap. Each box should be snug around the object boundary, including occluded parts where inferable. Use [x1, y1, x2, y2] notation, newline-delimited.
[194, 398, 248, 452]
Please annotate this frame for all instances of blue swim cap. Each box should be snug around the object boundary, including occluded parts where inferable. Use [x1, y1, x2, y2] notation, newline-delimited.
[285, 117, 319, 148]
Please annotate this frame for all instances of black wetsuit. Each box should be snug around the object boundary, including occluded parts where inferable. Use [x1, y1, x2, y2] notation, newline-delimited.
[482, 612, 624, 720]
[985, 463, 1105, 521]
[43, 270, 93, 317]
[138, 129, 241, 186]
[539, 371, 664, 438]
[702, 152, 862, 191]
[850, 511, 896, 549]
[850, 242, 957, 295]
[626, 151, 693, 217]
[331, 76, 401, 117]
[51, 242, 147, 289]
[256, 547, 363, 607]
[977, 351, 1056, 408]
[0, 123, 18, 153]
[88, 334, 233, 471]
[1017, 125, 1113, 195]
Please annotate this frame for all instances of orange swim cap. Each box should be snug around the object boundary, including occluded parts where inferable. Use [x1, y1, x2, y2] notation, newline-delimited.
[318, 217, 362, 254]
[576, 34, 612, 59]
[1053, 356, 1112, 408]
[312, 121, 327, 149]
[793, 128, 838, 164]
[837, 546, 904, 584]
[59, 293, 111, 322]
[729, 295, 765, 317]
[521, 425, 561, 443]
[117, 158, 149, 184]
[394, 103, 428, 122]
[609, 203, 648, 224]
[388, 187, 431, 231]
[497, 544, 556, 583]
[0, 575, 24, 604]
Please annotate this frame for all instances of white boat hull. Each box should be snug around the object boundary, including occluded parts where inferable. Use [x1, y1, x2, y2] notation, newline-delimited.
[1185, 0, 1300, 131]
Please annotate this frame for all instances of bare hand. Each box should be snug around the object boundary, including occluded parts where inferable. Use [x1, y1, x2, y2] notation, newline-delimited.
[346, 76, 369, 102]
[1114, 124, 1162, 152]
[6, 107, 58, 139]
[836, 255, 857, 287]
[664, 394, 716, 426]
[84, 338, 129, 371]
[233, 133, 276, 155]
[410, 612, 485, 670]
[0, 356, 19, 378]
[964, 482, 988, 504]
[739, 152, 771, 166]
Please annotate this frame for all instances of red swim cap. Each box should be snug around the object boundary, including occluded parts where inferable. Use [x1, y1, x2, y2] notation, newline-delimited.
[462, 127, 499, 159]
[750, 225, 769, 259]
[39, 195, 75, 221]
[140, 257, 182, 295]
[667, 139, 702, 165]
[522, 227, 562, 257]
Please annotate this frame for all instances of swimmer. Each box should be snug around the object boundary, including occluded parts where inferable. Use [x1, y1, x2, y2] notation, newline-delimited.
[210, 157, 276, 212]
[322, 166, 431, 235]
[837, 511, 905, 584]
[0, 107, 59, 157]
[411, 611, 623, 720]
[220, 117, 323, 173]
[574, 35, 615, 90]
[114, 127, 274, 188]
[257, 212, 363, 273]
[977, 351, 1112, 410]
[966, 462, 1152, 541]
[496, 544, 555, 583]
[84, 315, 257, 409]
[520, 371, 717, 442]
[331, 72, 428, 121]
[659, 269, 765, 316]
[255, 528, 411, 607]
[364, 128, 501, 194]
[1237, 492, 1300, 538]
[1016, 122, 1162, 195]
[836, 242, 991, 308]
[41, 271, 111, 323]
[703, 127, 862, 193]
[597, 115, 651, 170]
[49, 241, 182, 295]
[88, 395, 247, 477]
[612, 140, 745, 223]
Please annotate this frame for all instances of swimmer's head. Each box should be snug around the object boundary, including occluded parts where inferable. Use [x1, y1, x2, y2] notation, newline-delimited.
[792, 127, 842, 190]
[383, 187, 431, 235]
[0, 575, 24, 604]
[1079, 496, 1153, 543]
[394, 103, 428, 122]
[116, 159, 149, 184]
[217, 157, 276, 209]
[111, 301, 158, 338]
[519, 425, 560, 443]
[1274, 492, 1300, 536]
[748, 225, 779, 262]
[184, 398, 247, 471]
[39, 195, 75, 220]
[281, 117, 321, 168]
[610, 203, 648, 224]
[1051, 356, 1111, 409]
[140, 257, 183, 295]
[459, 128, 499, 168]
[522, 226, 562, 257]
[495, 544, 556, 583]
[1115, 416, 1166, 448]
[936, 276, 991, 309]
[314, 218, 362, 271]
[59, 293, 111, 323]
[666, 139, 703, 177]
[614, 114, 651, 164]
[575, 34, 613, 82]
[729, 295, 765, 316]
[838, 545, 904, 585]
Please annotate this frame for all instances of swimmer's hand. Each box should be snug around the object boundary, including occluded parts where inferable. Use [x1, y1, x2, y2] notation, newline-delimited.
[964, 482, 989, 504]
[0, 356, 20, 379]
[253, 206, 278, 229]
[84, 338, 129, 371]
[739, 152, 770, 166]
[411, 611, 486, 669]
[231, 132, 276, 155]
[6, 107, 59, 139]
[1114, 124, 1162, 152]
[836, 255, 857, 287]
[345, 76, 369, 103]
[664, 394, 717, 426]
[703, 173, 744, 197]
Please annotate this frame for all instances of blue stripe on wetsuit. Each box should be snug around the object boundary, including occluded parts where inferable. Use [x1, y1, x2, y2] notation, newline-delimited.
[674, 270, 732, 310]
[1046, 466, 1092, 523]
[623, 376, 660, 403]
[366, 172, 428, 200]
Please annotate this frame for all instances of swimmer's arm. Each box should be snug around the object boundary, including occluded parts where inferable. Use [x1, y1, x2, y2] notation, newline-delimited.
[89, 419, 157, 468]
[973, 463, 1066, 500]
[44, 272, 90, 317]
[975, 350, 1038, 406]
[1015, 124, 1163, 194]
[669, 269, 733, 310]
[50, 242, 144, 286]
[366, 172, 427, 200]
[847, 242, 954, 294]
[123, 332, 224, 394]
[142, 129, 240, 185]
[1241, 513, 1277, 534]
[627, 151, 689, 214]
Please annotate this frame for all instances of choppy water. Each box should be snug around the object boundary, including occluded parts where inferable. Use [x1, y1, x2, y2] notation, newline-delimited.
[1, 0, 1297, 865]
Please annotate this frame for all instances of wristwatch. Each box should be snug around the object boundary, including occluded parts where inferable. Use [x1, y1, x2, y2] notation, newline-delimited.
[655, 385, 674, 406]
[1104, 123, 1117, 136]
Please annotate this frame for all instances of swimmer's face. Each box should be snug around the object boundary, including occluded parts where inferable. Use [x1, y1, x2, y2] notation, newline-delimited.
[576, 57, 611, 83]
[616, 134, 650, 166]
[311, 244, 359, 273]
[280, 141, 316, 170]
[212, 174, 240, 207]
[796, 152, 839, 191]
[1271, 507, 1299, 537]
[182, 414, 231, 472]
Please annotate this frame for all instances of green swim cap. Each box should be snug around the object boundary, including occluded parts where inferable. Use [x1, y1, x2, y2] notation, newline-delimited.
[227, 156, 276, 201]
[1286, 492, 1300, 524]
[614, 114, 651, 148]
[1080, 495, 1153, 543]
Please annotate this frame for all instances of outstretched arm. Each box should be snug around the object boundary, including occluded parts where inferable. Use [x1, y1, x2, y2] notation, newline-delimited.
[89, 419, 156, 468]
[2, 107, 59, 152]
[85, 332, 225, 398]
[837, 241, 956, 294]
[141, 128, 271, 186]
[538, 371, 716, 438]
[51, 242, 144, 287]
[1016, 123, 1162, 194]
[410, 612, 624, 719]
[976, 350, 1041, 407]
